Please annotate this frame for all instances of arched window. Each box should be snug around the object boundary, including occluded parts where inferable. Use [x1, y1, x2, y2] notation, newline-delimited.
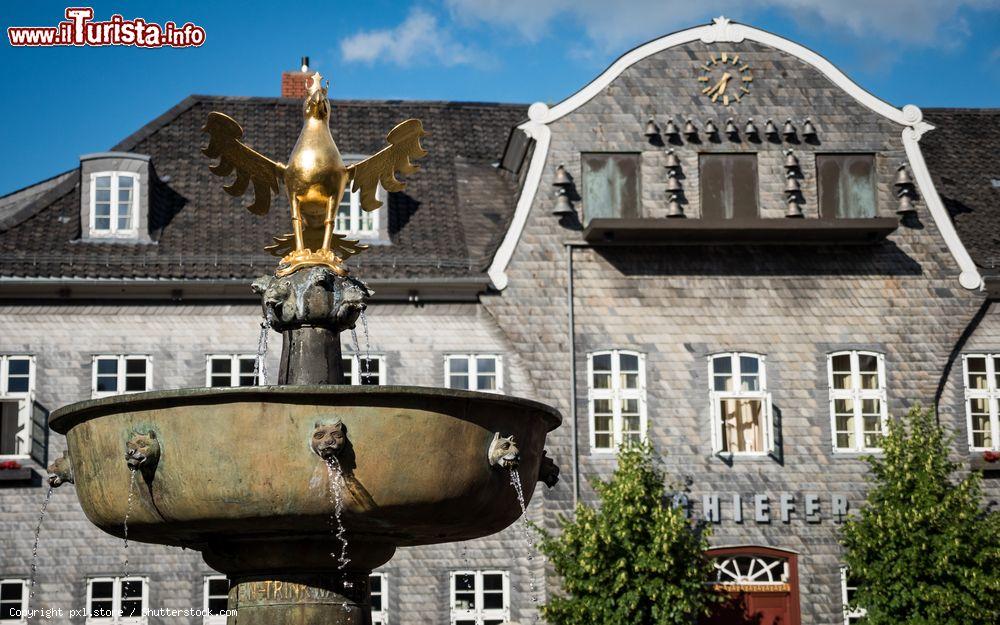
[708, 353, 772, 455]
[712, 554, 789, 587]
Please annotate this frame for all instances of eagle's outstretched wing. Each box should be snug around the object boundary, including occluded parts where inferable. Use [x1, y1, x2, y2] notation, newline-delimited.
[202, 112, 285, 215]
[346, 119, 427, 211]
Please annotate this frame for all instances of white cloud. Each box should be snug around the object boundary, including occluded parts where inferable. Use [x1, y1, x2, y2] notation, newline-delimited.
[340, 8, 485, 67]
[445, 0, 1000, 51]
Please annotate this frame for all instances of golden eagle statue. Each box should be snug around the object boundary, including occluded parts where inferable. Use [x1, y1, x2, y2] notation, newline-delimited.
[202, 72, 427, 277]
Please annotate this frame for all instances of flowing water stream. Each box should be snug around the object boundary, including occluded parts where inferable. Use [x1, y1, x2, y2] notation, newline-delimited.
[122, 468, 137, 579]
[509, 469, 539, 616]
[324, 459, 350, 570]
[25, 484, 54, 616]
[255, 320, 270, 385]
[359, 311, 373, 382]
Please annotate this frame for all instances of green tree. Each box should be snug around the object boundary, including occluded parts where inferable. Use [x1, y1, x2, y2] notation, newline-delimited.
[538, 443, 719, 625]
[840, 405, 1000, 624]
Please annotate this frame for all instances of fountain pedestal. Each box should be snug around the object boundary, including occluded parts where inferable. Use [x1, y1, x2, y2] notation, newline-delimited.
[252, 267, 371, 385]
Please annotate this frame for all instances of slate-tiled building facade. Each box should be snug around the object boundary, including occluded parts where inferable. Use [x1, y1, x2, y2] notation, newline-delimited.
[1, 18, 998, 625]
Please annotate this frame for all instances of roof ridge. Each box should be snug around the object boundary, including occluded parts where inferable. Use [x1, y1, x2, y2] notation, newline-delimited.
[189, 94, 530, 108]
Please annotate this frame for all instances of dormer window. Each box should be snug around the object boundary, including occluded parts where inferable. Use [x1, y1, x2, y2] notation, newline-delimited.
[335, 188, 378, 237]
[80, 152, 152, 243]
[90, 172, 138, 235]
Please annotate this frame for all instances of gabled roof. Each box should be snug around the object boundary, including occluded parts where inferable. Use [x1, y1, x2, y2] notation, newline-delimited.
[921, 108, 1000, 272]
[0, 96, 527, 282]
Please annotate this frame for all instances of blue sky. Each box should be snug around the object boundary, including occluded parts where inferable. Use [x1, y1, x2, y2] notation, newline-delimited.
[1, 0, 998, 194]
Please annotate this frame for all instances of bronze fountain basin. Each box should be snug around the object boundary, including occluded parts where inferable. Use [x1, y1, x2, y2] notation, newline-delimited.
[50, 385, 560, 623]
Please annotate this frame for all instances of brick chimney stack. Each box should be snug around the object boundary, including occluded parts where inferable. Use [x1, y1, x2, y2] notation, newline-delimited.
[281, 56, 314, 99]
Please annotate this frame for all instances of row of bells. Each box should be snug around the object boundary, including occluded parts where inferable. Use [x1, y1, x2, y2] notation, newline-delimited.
[645, 117, 817, 139]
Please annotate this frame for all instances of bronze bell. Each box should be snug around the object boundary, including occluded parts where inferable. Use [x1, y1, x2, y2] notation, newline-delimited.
[664, 149, 681, 169]
[704, 119, 718, 135]
[764, 118, 778, 136]
[644, 117, 661, 138]
[667, 194, 684, 218]
[786, 195, 804, 218]
[553, 187, 575, 216]
[663, 118, 680, 137]
[684, 119, 698, 137]
[553, 163, 572, 186]
[785, 172, 801, 193]
[745, 118, 758, 136]
[725, 118, 739, 136]
[894, 164, 913, 187]
[782, 119, 796, 137]
[784, 149, 799, 169]
[803, 118, 817, 137]
[896, 191, 916, 215]
[666, 171, 683, 191]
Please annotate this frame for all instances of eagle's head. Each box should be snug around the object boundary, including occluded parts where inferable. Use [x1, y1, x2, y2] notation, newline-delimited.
[303, 72, 330, 122]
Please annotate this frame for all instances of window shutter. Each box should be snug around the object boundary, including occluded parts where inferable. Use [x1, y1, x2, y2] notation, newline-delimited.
[709, 392, 721, 453]
[0, 399, 19, 455]
[30, 398, 49, 466]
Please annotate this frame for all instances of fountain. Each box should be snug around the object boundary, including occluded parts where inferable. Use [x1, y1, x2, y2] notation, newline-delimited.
[43, 71, 561, 624]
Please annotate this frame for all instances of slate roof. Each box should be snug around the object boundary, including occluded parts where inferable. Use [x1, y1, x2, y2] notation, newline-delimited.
[0, 96, 527, 281]
[922, 108, 1000, 271]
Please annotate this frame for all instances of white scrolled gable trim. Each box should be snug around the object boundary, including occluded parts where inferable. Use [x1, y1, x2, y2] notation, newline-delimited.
[485, 16, 982, 291]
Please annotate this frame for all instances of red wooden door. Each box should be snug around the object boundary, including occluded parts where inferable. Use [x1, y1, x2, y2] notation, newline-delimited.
[701, 547, 801, 625]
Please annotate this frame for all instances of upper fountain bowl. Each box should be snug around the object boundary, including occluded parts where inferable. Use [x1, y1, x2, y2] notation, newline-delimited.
[50, 385, 561, 576]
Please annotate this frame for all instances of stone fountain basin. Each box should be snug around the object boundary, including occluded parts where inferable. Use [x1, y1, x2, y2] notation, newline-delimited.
[50, 385, 560, 573]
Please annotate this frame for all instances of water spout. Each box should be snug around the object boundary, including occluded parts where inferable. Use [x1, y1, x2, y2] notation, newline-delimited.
[488, 433, 520, 470]
[360, 310, 373, 383]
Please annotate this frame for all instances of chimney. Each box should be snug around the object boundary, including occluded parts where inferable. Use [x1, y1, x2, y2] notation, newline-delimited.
[281, 56, 314, 99]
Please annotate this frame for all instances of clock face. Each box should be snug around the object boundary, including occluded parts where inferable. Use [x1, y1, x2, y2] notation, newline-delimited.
[698, 52, 753, 106]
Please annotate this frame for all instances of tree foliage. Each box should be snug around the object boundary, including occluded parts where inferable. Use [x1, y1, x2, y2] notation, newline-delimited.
[538, 443, 719, 625]
[840, 405, 1000, 624]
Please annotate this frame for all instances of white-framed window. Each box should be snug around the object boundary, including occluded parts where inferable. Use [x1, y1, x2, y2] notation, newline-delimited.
[445, 355, 502, 394]
[962, 354, 1000, 450]
[449, 571, 509, 625]
[0, 579, 27, 623]
[828, 351, 888, 452]
[709, 353, 773, 455]
[370, 573, 388, 625]
[840, 568, 866, 625]
[587, 350, 646, 452]
[0, 356, 34, 458]
[90, 172, 138, 236]
[341, 355, 385, 386]
[202, 575, 229, 625]
[206, 355, 259, 388]
[92, 356, 151, 398]
[334, 188, 378, 237]
[86, 577, 147, 624]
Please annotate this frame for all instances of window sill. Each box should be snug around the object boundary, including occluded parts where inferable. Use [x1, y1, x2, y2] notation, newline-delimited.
[0, 467, 37, 483]
[714, 451, 778, 462]
[831, 450, 883, 458]
[969, 453, 1000, 472]
[582, 217, 899, 244]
